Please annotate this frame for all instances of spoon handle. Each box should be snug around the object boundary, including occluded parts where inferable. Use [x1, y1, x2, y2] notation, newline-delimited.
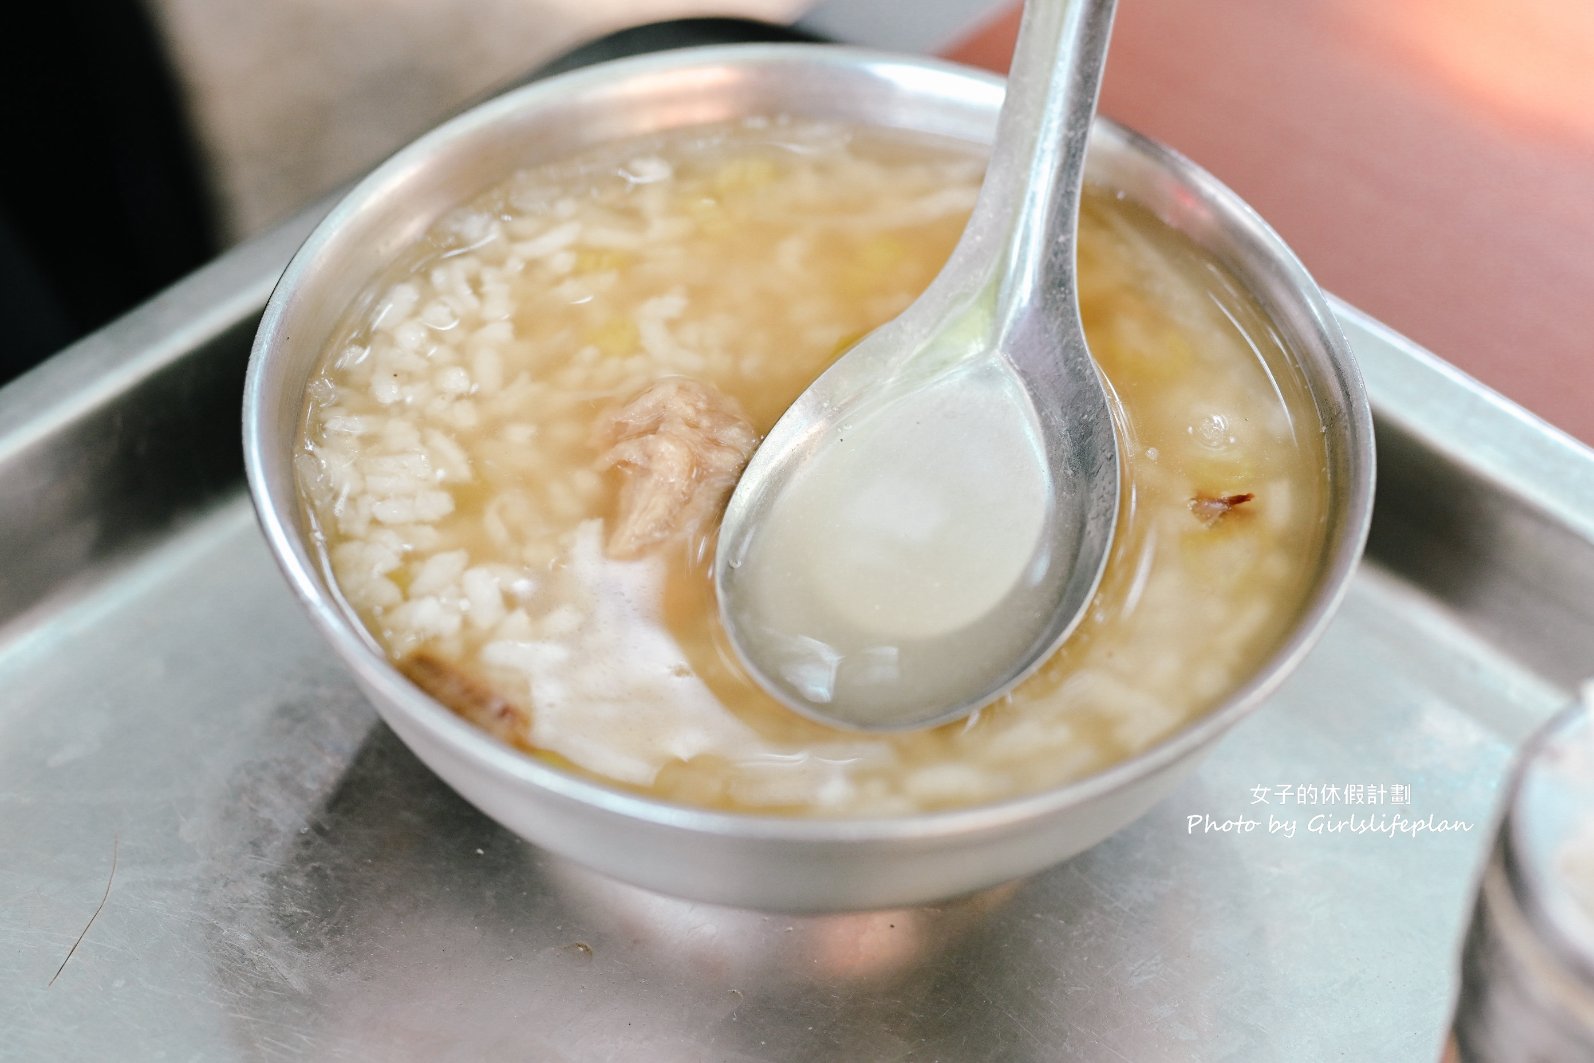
[939, 0, 1118, 327]
[999, 0, 1116, 308]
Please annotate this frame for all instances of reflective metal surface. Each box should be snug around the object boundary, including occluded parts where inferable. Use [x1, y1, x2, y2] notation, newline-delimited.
[4, 35, 1593, 1063]
[2, 255, 1589, 1056]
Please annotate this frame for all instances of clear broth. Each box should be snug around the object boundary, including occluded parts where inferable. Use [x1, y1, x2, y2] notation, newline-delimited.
[298, 119, 1328, 815]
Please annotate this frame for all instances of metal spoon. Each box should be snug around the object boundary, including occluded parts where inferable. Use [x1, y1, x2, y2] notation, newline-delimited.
[714, 0, 1121, 731]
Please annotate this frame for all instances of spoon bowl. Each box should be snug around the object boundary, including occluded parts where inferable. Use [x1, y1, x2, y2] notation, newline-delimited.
[715, 0, 1121, 730]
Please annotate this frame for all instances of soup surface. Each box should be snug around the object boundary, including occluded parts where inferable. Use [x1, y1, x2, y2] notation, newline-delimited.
[298, 118, 1328, 816]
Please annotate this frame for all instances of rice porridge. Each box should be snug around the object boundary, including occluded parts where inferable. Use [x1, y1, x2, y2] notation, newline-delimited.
[297, 118, 1328, 816]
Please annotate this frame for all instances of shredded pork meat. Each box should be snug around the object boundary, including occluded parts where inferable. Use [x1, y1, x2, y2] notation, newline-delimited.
[401, 650, 529, 745]
[596, 377, 759, 559]
[1189, 492, 1255, 527]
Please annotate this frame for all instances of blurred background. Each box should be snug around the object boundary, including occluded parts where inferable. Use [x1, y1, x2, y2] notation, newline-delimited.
[152, 0, 809, 241]
[3, 0, 1591, 445]
[0, 0, 811, 385]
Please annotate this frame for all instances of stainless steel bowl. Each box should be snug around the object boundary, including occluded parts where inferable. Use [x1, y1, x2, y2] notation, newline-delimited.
[243, 44, 1375, 912]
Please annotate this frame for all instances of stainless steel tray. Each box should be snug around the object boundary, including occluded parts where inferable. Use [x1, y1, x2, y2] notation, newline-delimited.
[4, 129, 1594, 1063]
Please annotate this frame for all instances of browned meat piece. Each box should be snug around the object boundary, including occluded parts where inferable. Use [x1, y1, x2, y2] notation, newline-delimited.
[597, 377, 759, 558]
[401, 650, 528, 745]
[1189, 492, 1255, 527]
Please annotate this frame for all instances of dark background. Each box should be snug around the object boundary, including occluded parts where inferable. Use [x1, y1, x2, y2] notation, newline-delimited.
[0, 0, 218, 386]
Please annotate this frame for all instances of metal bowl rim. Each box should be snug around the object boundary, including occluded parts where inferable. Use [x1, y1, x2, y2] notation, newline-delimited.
[243, 42, 1375, 845]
